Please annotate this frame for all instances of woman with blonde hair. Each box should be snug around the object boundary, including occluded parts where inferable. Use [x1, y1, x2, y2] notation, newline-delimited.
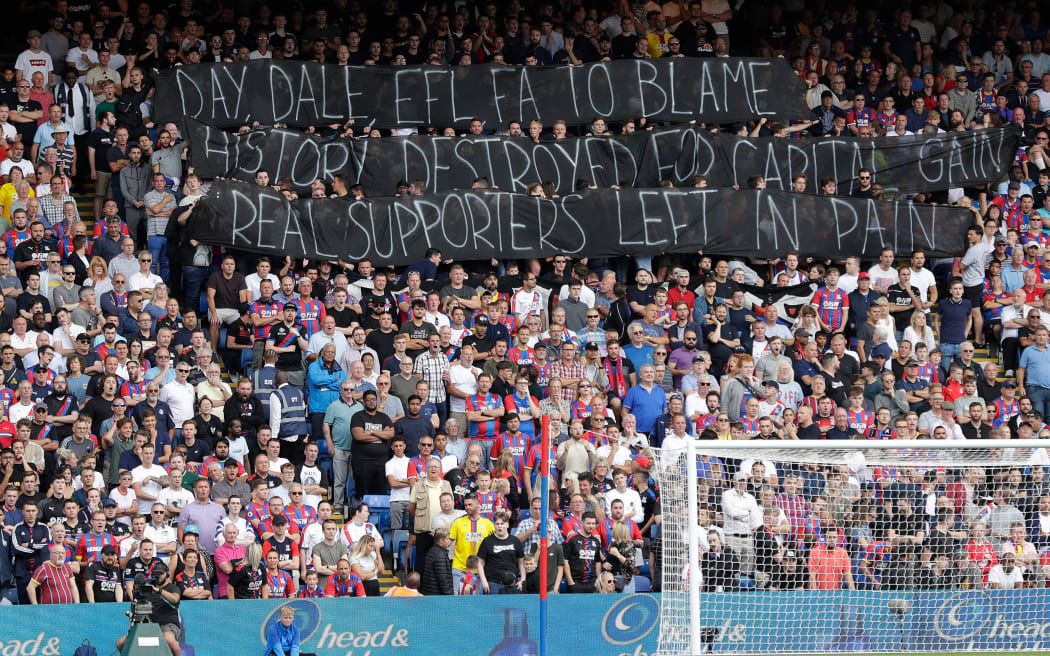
[85, 256, 112, 296]
[607, 520, 638, 593]
[902, 310, 936, 352]
[349, 534, 384, 596]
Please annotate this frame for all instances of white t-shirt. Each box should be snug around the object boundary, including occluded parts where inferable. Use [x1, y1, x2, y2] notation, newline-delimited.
[448, 364, 479, 413]
[131, 464, 165, 513]
[128, 271, 163, 293]
[15, 48, 54, 83]
[157, 486, 194, 514]
[109, 486, 136, 524]
[159, 380, 196, 423]
[866, 265, 899, 291]
[908, 267, 937, 303]
[245, 272, 280, 301]
[987, 564, 1024, 589]
[227, 436, 250, 469]
[385, 455, 411, 502]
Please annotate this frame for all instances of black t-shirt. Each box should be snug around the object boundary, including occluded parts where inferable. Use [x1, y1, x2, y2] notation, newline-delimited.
[141, 583, 181, 624]
[477, 533, 525, 581]
[268, 322, 303, 371]
[886, 284, 920, 332]
[229, 561, 264, 599]
[327, 305, 359, 330]
[12, 99, 42, 143]
[86, 561, 123, 602]
[365, 328, 397, 363]
[398, 320, 438, 357]
[89, 127, 116, 172]
[123, 556, 162, 590]
[180, 438, 211, 465]
[461, 335, 494, 357]
[564, 532, 604, 584]
[348, 410, 393, 459]
[625, 285, 655, 317]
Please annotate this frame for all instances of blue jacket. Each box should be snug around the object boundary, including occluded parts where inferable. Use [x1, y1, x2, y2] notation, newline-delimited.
[265, 620, 300, 656]
[307, 359, 345, 413]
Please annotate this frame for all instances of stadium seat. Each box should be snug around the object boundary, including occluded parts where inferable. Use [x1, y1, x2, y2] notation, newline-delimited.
[520, 508, 531, 522]
[391, 529, 409, 570]
[634, 576, 651, 592]
[364, 494, 391, 532]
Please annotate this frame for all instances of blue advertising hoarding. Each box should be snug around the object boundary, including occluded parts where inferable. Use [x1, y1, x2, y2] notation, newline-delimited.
[3, 590, 1050, 655]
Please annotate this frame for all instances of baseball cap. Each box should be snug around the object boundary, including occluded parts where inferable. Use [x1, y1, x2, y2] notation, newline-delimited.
[1002, 379, 1017, 387]
[692, 354, 707, 363]
[794, 328, 811, 338]
[857, 272, 870, 279]
[905, 359, 919, 367]
[52, 124, 68, 133]
[183, 524, 200, 536]
[76, 333, 91, 342]
[733, 470, 748, 481]
[101, 545, 117, 556]
[106, 215, 121, 223]
[282, 302, 298, 311]
[584, 341, 599, 350]
[634, 456, 651, 470]
[33, 402, 47, 411]
[102, 498, 118, 507]
[871, 343, 892, 360]
[764, 380, 779, 389]
[941, 401, 956, 411]
[784, 549, 798, 559]
[27, 29, 41, 38]
[475, 315, 489, 325]
[995, 235, 1008, 244]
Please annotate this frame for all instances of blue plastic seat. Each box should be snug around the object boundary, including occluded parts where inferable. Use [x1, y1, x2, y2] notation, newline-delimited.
[634, 576, 651, 592]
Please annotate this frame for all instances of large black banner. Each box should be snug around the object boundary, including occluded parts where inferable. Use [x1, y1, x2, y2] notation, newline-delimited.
[155, 58, 809, 129]
[186, 180, 972, 264]
[185, 119, 1020, 196]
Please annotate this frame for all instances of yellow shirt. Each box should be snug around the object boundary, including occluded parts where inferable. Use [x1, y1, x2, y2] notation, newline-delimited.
[0, 183, 32, 221]
[448, 515, 494, 571]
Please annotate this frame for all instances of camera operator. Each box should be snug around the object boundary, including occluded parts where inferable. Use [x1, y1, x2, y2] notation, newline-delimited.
[116, 562, 182, 656]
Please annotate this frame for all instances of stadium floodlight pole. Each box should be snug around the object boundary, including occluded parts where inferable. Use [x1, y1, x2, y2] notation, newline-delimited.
[538, 415, 551, 656]
[676, 437, 1050, 656]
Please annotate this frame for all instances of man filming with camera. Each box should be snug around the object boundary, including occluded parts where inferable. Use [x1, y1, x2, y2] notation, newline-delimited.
[116, 561, 182, 656]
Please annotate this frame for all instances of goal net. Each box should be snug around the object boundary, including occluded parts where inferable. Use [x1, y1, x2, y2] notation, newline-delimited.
[652, 439, 1050, 655]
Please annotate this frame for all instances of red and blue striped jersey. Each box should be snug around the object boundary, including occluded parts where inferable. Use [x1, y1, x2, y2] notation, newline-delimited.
[75, 531, 117, 563]
[408, 455, 441, 479]
[285, 504, 316, 534]
[265, 571, 295, 598]
[120, 380, 146, 399]
[811, 287, 849, 331]
[561, 515, 583, 540]
[696, 414, 718, 432]
[324, 574, 366, 597]
[874, 110, 897, 128]
[534, 363, 551, 396]
[845, 409, 873, 432]
[3, 228, 29, 254]
[503, 392, 538, 441]
[866, 426, 898, 440]
[259, 513, 302, 539]
[475, 490, 507, 521]
[249, 299, 281, 340]
[994, 398, 1020, 422]
[465, 393, 502, 441]
[916, 363, 939, 384]
[297, 585, 325, 598]
[490, 432, 528, 484]
[245, 501, 271, 527]
[570, 400, 592, 421]
[394, 292, 412, 325]
[294, 299, 326, 337]
[846, 107, 876, 129]
[525, 443, 559, 492]
[741, 417, 760, 434]
[507, 346, 535, 367]
[856, 540, 891, 585]
[459, 571, 479, 595]
[596, 517, 642, 548]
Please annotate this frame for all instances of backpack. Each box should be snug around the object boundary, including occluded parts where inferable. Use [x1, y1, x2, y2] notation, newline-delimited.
[73, 640, 98, 656]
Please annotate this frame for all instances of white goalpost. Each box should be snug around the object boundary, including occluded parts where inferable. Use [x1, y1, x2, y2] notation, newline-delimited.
[653, 439, 1050, 655]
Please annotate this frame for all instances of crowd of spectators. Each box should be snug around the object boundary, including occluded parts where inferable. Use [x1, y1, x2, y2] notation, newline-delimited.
[3, 0, 1050, 615]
